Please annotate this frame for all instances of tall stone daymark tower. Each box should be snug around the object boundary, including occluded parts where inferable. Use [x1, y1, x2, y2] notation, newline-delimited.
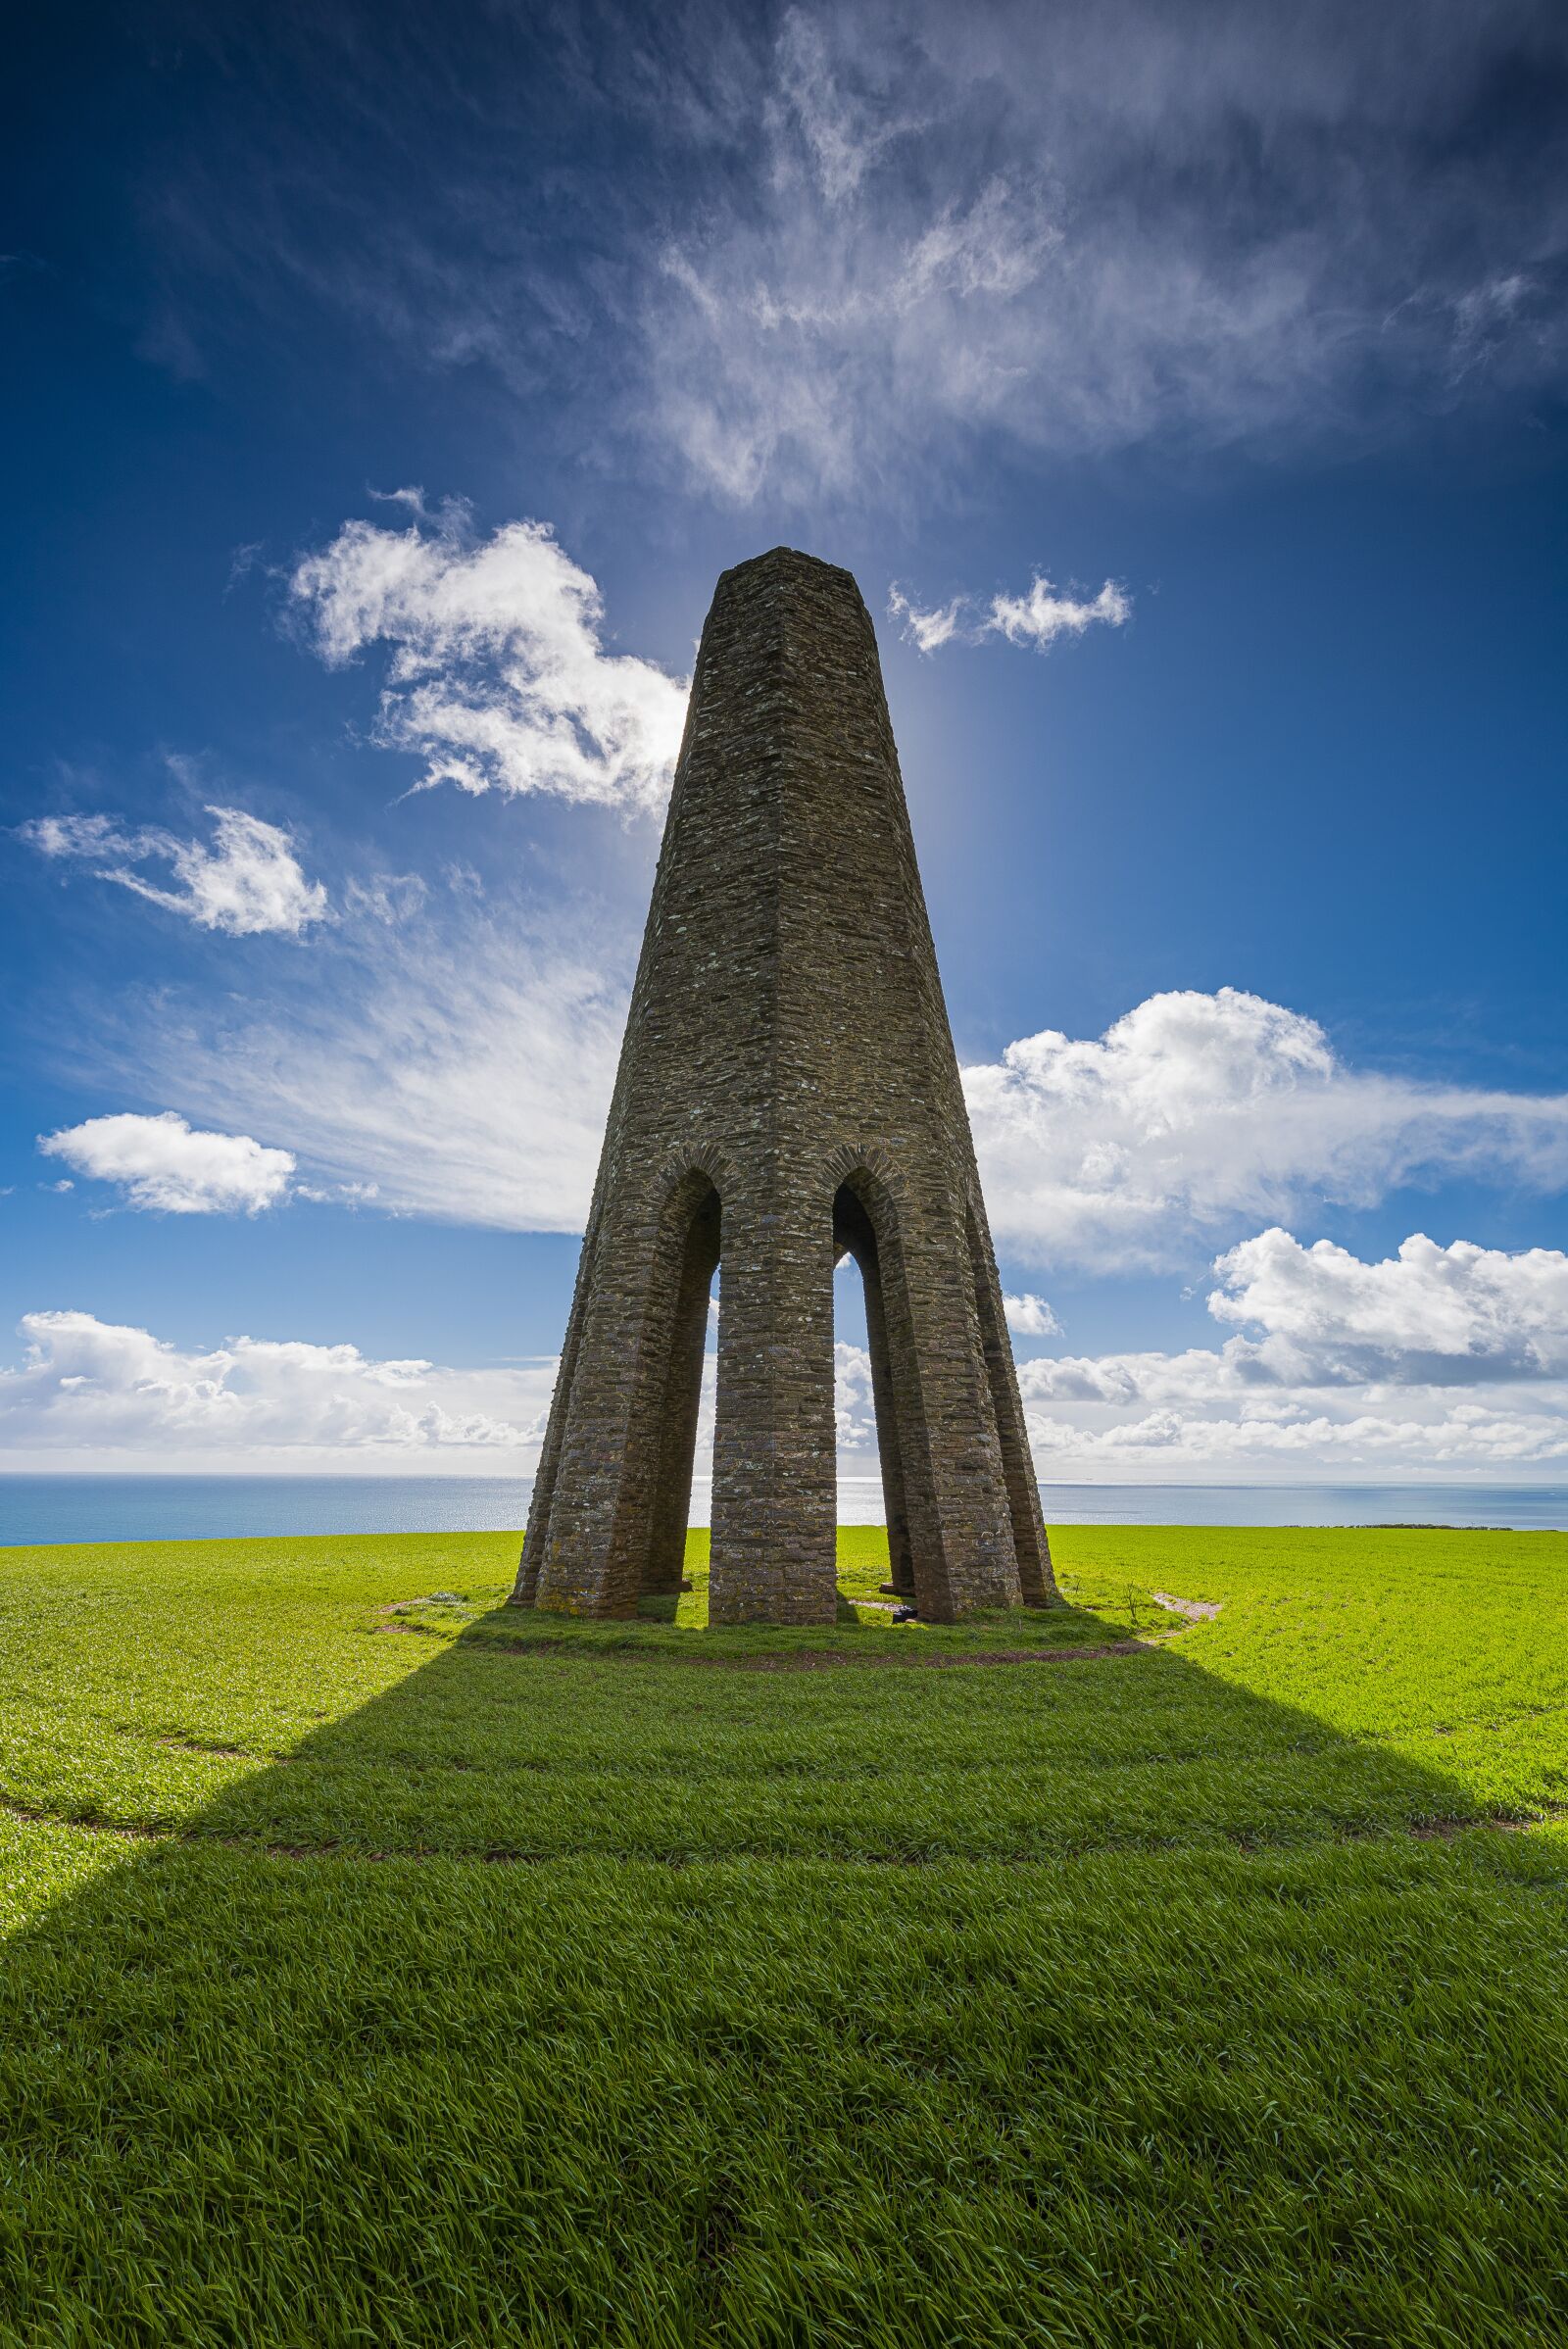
[514, 548, 1054, 1625]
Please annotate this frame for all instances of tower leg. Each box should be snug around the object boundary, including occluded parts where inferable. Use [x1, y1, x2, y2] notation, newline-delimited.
[512, 1219, 599, 1604]
[532, 1177, 715, 1617]
[642, 1192, 720, 1592]
[710, 1177, 837, 1625]
[860, 1191, 1021, 1623]
[965, 1203, 1056, 1606]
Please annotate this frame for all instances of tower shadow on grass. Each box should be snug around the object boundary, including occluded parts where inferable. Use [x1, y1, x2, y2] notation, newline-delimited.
[2, 1596, 1567, 2346]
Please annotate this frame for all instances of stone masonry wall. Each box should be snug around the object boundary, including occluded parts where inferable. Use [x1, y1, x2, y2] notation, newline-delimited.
[515, 548, 1055, 1624]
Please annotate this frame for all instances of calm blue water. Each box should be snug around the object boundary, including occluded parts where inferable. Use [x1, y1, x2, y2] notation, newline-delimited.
[1, 1473, 1564, 1547]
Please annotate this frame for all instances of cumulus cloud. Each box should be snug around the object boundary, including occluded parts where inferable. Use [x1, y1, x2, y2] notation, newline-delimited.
[889, 573, 1130, 657]
[1012, 1228, 1568, 1480]
[0, 1297, 886, 1490]
[22, 805, 329, 936]
[844, 1234, 1568, 1481]
[289, 503, 690, 811]
[1004, 1293, 1061, 1338]
[0, 1310, 551, 1469]
[1023, 1392, 1568, 1478]
[37, 1113, 294, 1215]
[834, 1340, 877, 1453]
[1209, 1228, 1568, 1383]
[964, 988, 1568, 1272]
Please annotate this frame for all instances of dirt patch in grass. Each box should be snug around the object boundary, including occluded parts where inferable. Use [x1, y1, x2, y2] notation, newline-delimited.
[1407, 1813, 1544, 1840]
[1152, 1591, 1223, 1622]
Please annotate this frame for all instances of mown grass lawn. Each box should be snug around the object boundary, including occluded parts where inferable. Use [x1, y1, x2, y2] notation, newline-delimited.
[0, 1522, 1565, 2346]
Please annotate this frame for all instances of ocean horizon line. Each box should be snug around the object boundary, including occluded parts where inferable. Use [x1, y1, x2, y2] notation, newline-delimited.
[1, 1470, 1565, 1546]
[3, 1469, 1566, 1491]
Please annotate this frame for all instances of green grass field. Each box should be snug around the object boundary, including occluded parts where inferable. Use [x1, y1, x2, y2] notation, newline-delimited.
[1, 1522, 1565, 2346]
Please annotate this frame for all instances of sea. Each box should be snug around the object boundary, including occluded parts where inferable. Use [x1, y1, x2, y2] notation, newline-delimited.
[1, 1473, 1565, 1547]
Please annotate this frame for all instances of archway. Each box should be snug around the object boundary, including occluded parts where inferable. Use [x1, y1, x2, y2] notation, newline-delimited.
[832, 1177, 917, 1600]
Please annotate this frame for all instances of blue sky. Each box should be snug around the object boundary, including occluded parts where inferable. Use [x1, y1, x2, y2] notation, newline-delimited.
[2, 0, 1566, 1483]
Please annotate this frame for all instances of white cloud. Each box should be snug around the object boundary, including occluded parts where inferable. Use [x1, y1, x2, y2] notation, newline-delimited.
[889, 572, 1130, 657]
[772, 8, 918, 203]
[1209, 1228, 1568, 1383]
[1023, 1392, 1568, 1479]
[834, 1339, 877, 1453]
[0, 1310, 552, 1471]
[1012, 1228, 1568, 1481]
[964, 988, 1568, 1272]
[987, 576, 1131, 650]
[886, 587, 967, 654]
[0, 1304, 886, 1486]
[289, 504, 690, 812]
[37, 1113, 295, 1215]
[1004, 1293, 1061, 1338]
[22, 805, 329, 936]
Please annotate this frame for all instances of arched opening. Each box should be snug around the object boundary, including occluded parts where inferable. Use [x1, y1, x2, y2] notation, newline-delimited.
[638, 1175, 720, 1595]
[833, 1177, 916, 1599]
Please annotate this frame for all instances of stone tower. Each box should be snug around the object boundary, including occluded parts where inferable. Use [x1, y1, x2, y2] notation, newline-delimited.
[514, 548, 1055, 1625]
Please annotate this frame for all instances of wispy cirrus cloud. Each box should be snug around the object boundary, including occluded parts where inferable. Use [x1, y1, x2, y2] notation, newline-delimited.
[37, 1112, 294, 1215]
[289, 501, 690, 813]
[630, 1, 1568, 504]
[80, 868, 632, 1234]
[21, 804, 328, 936]
[136, 4, 1568, 511]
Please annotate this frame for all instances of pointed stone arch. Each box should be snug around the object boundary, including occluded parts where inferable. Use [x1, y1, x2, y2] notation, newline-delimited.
[825, 1148, 1052, 1620]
